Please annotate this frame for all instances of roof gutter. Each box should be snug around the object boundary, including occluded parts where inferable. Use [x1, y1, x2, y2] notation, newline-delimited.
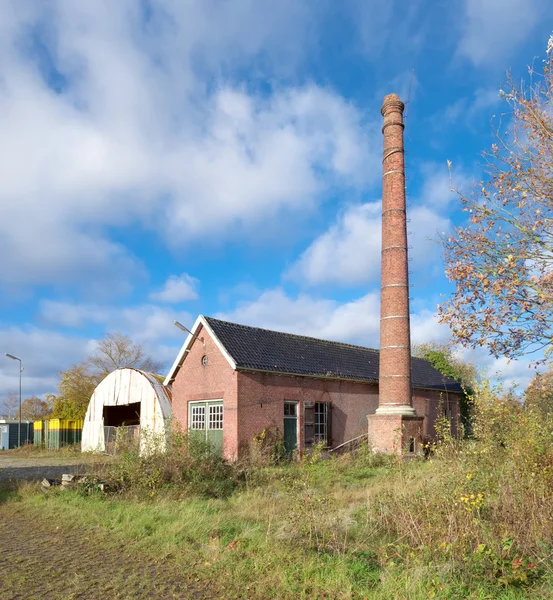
[235, 366, 462, 393]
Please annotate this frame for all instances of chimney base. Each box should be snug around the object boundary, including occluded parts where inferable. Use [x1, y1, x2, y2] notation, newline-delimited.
[368, 413, 424, 455]
[375, 405, 417, 416]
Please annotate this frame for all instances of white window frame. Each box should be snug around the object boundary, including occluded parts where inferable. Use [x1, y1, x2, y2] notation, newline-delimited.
[190, 404, 206, 430]
[284, 401, 297, 418]
[208, 404, 223, 430]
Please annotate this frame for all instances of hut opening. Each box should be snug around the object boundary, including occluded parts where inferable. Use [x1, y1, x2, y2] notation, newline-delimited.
[103, 402, 141, 427]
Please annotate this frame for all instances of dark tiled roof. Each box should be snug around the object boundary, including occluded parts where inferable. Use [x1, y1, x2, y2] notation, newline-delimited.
[205, 317, 463, 393]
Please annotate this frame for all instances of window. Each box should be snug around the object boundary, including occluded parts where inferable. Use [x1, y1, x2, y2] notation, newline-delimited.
[284, 402, 297, 417]
[201, 355, 208, 366]
[314, 403, 329, 443]
[209, 404, 223, 430]
[409, 437, 416, 453]
[191, 405, 205, 430]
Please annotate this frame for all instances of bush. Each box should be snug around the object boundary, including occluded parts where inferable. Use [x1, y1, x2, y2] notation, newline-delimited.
[364, 380, 553, 588]
[243, 426, 289, 466]
[104, 429, 240, 498]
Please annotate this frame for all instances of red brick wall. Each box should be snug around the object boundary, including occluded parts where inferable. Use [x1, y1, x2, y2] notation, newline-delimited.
[237, 373, 461, 453]
[170, 324, 239, 458]
[368, 414, 424, 454]
[236, 372, 379, 452]
[170, 325, 462, 458]
[413, 389, 461, 440]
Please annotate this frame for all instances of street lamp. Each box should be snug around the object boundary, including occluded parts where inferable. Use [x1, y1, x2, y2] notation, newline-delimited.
[173, 320, 205, 348]
[5, 354, 22, 448]
[173, 320, 193, 335]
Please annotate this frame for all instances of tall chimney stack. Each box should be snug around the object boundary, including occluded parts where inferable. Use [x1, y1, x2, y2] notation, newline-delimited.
[367, 93, 422, 454]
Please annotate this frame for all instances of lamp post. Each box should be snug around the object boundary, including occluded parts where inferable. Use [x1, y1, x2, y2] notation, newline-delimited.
[173, 320, 193, 335]
[5, 354, 22, 448]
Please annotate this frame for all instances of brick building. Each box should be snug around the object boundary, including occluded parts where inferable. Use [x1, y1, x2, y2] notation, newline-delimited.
[165, 315, 462, 459]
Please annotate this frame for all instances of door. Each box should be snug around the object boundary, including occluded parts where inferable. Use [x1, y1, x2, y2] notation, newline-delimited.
[206, 403, 223, 451]
[283, 402, 298, 453]
[0, 425, 8, 450]
[188, 401, 224, 453]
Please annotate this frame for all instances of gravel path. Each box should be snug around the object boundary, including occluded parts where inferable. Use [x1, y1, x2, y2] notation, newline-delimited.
[0, 455, 99, 482]
[0, 504, 209, 599]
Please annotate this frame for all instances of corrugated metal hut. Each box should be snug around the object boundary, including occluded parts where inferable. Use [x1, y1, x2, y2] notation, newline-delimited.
[0, 420, 34, 450]
[81, 368, 172, 453]
[34, 419, 83, 450]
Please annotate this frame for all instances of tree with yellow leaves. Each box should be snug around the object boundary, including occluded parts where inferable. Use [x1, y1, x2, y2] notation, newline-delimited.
[439, 38, 553, 363]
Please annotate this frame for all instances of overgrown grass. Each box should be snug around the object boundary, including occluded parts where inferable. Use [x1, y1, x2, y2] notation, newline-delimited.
[4, 386, 553, 598]
[2, 442, 82, 455]
[1, 442, 103, 461]
[0, 456, 545, 597]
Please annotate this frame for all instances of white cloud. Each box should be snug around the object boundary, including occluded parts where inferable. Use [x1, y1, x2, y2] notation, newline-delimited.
[410, 309, 451, 345]
[0, 326, 95, 400]
[0, 307, 189, 400]
[0, 299, 195, 398]
[457, 346, 534, 393]
[221, 288, 451, 350]
[39, 300, 193, 342]
[456, 0, 545, 66]
[442, 88, 501, 127]
[0, 2, 378, 291]
[150, 274, 199, 303]
[287, 165, 455, 288]
[287, 203, 382, 286]
[218, 288, 381, 347]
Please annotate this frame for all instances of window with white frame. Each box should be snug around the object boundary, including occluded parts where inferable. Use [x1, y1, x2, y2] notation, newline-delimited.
[314, 403, 329, 443]
[209, 404, 223, 430]
[191, 405, 205, 430]
[284, 402, 297, 417]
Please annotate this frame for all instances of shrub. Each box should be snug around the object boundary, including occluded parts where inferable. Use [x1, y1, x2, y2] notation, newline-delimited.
[104, 428, 239, 498]
[364, 380, 553, 588]
[244, 426, 288, 466]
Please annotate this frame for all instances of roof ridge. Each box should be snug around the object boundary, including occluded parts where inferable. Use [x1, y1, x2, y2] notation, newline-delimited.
[205, 316, 380, 354]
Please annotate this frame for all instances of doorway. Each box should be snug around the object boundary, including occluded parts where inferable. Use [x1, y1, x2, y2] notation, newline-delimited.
[188, 400, 224, 453]
[284, 401, 298, 453]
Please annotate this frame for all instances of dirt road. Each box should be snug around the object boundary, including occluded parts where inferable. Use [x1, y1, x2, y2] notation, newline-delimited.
[0, 503, 209, 599]
[0, 454, 90, 482]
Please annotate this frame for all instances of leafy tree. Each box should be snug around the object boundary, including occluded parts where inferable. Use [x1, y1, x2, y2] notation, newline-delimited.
[439, 40, 553, 363]
[88, 332, 163, 376]
[413, 341, 477, 434]
[50, 362, 99, 419]
[51, 333, 163, 420]
[18, 396, 52, 420]
[524, 366, 553, 416]
[413, 341, 477, 388]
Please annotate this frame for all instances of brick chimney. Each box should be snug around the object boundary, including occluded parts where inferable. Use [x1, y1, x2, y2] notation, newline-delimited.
[367, 93, 423, 454]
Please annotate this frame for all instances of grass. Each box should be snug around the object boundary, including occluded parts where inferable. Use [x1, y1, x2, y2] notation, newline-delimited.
[0, 443, 112, 464]
[5, 389, 553, 599]
[2, 450, 549, 600]
[3, 442, 82, 455]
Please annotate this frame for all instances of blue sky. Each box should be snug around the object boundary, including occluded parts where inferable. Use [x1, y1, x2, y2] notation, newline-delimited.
[1, 0, 552, 403]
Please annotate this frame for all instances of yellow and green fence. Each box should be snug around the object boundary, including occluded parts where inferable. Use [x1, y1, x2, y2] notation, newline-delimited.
[33, 419, 84, 450]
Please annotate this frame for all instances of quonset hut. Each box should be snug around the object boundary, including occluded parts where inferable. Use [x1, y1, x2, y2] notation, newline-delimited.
[81, 368, 172, 453]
